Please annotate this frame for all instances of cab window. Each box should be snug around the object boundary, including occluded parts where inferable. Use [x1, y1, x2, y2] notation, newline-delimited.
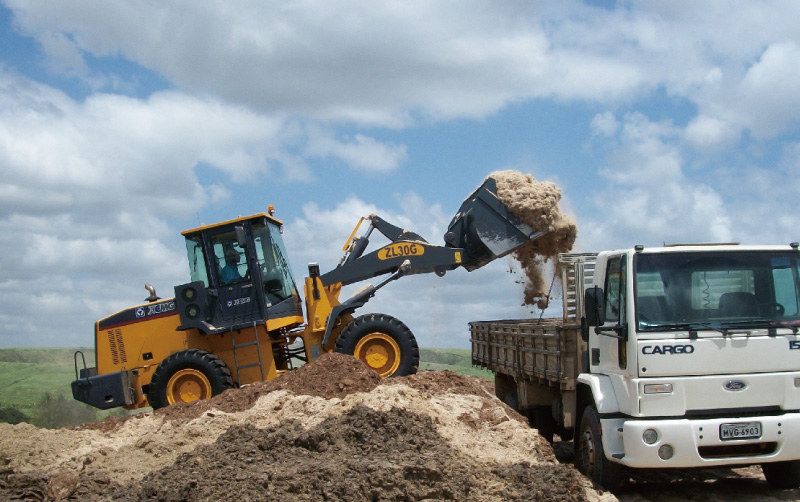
[210, 231, 249, 285]
[604, 256, 626, 323]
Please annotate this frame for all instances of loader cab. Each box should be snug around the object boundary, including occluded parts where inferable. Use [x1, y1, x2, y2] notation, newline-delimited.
[176, 213, 302, 334]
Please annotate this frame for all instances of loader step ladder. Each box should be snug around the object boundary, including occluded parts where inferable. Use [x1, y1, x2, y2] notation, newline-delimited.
[231, 322, 265, 384]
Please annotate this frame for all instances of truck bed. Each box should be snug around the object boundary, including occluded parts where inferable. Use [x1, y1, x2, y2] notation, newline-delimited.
[470, 318, 583, 391]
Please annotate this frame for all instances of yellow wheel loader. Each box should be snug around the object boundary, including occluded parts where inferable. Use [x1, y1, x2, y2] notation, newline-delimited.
[72, 177, 543, 410]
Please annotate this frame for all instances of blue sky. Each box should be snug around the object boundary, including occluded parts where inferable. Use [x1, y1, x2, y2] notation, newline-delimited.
[1, 1, 800, 348]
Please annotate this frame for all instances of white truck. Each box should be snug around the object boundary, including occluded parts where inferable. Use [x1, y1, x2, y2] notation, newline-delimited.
[470, 244, 800, 489]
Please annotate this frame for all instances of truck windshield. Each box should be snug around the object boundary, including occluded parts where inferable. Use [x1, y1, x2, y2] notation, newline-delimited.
[634, 250, 800, 331]
[252, 222, 298, 306]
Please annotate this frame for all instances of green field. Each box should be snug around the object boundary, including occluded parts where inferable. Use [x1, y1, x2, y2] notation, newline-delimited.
[0, 346, 491, 426]
[418, 348, 494, 379]
[0, 348, 95, 419]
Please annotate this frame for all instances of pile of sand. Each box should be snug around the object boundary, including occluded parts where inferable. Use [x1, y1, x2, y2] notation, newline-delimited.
[491, 170, 577, 308]
[0, 354, 609, 502]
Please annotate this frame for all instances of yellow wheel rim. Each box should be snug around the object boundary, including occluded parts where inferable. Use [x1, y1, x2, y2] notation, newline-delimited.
[166, 368, 212, 405]
[354, 332, 401, 378]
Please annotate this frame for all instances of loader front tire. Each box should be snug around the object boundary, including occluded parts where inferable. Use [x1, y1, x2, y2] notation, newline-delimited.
[335, 314, 419, 378]
[148, 349, 235, 410]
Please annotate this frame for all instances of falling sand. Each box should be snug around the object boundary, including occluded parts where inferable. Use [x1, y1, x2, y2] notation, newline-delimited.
[491, 170, 577, 308]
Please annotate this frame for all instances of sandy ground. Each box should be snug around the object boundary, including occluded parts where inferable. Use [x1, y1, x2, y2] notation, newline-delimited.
[0, 354, 604, 501]
[1, 355, 795, 501]
[551, 438, 800, 502]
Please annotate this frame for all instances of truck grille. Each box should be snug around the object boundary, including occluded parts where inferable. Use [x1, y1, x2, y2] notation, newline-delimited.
[698, 442, 776, 459]
[107, 329, 127, 365]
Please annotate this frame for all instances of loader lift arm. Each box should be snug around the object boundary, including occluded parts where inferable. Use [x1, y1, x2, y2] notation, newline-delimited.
[312, 176, 543, 347]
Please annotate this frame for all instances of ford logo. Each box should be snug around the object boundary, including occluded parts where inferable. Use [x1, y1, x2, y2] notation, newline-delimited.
[724, 380, 747, 391]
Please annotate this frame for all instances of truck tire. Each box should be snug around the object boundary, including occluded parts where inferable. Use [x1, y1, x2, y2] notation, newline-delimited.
[335, 313, 419, 378]
[762, 460, 800, 489]
[148, 349, 235, 410]
[576, 405, 623, 490]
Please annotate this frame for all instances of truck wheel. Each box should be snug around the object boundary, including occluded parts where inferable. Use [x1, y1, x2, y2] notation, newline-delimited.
[576, 405, 622, 490]
[762, 460, 800, 489]
[148, 349, 235, 410]
[335, 313, 419, 378]
[530, 406, 555, 444]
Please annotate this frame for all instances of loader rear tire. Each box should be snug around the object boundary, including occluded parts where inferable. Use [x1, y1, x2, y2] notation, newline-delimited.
[335, 313, 419, 378]
[148, 349, 235, 410]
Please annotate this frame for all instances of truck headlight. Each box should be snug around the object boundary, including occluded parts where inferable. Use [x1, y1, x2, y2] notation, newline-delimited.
[644, 383, 673, 394]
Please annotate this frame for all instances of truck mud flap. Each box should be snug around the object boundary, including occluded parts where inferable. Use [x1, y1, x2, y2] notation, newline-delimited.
[71, 369, 136, 410]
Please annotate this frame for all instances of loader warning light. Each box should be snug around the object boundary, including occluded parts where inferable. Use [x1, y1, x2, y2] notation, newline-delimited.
[268, 204, 275, 216]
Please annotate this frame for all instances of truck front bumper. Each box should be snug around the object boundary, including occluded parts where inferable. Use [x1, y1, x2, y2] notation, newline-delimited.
[601, 413, 800, 468]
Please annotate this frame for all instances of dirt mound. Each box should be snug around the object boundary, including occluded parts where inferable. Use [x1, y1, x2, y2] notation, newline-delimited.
[0, 356, 608, 502]
[491, 170, 577, 308]
[114, 405, 588, 502]
[153, 352, 381, 423]
[390, 369, 495, 399]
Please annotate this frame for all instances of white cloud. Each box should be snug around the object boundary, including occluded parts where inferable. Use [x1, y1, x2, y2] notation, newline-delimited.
[306, 131, 407, 173]
[737, 41, 800, 138]
[591, 112, 618, 138]
[582, 113, 734, 250]
[6, 0, 800, 143]
[684, 114, 740, 151]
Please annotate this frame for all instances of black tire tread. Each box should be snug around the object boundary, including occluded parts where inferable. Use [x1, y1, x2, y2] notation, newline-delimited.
[148, 349, 235, 410]
[334, 313, 419, 377]
[762, 460, 800, 489]
[576, 405, 623, 491]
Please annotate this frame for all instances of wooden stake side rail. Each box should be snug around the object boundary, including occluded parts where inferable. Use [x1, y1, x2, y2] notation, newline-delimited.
[470, 319, 582, 391]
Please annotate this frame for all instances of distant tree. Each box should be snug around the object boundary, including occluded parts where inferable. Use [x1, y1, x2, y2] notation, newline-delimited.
[32, 392, 98, 428]
[0, 403, 29, 424]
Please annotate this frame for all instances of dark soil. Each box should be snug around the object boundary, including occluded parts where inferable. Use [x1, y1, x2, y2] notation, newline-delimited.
[156, 352, 382, 423]
[0, 469, 121, 501]
[114, 404, 587, 502]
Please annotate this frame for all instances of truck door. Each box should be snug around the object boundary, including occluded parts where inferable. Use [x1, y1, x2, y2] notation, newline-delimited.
[592, 254, 628, 373]
[209, 227, 266, 328]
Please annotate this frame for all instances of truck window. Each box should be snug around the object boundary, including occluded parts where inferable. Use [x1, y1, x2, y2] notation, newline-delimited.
[635, 250, 800, 329]
[774, 266, 800, 316]
[604, 256, 626, 323]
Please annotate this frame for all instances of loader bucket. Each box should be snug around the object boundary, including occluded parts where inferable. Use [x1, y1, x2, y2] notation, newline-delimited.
[444, 176, 544, 271]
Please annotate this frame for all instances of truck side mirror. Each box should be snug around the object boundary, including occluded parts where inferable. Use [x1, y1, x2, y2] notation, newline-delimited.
[234, 225, 247, 249]
[584, 286, 605, 326]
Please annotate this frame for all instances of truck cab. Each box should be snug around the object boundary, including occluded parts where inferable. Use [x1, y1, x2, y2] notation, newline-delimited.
[581, 244, 800, 487]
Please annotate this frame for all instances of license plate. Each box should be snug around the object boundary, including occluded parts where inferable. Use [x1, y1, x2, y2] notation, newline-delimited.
[719, 422, 762, 441]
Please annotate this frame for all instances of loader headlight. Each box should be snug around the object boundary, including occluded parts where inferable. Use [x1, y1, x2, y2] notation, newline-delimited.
[658, 444, 674, 460]
[182, 287, 197, 302]
[186, 305, 200, 319]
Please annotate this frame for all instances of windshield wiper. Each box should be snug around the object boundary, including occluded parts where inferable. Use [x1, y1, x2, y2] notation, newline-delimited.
[639, 322, 728, 336]
[719, 319, 773, 329]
